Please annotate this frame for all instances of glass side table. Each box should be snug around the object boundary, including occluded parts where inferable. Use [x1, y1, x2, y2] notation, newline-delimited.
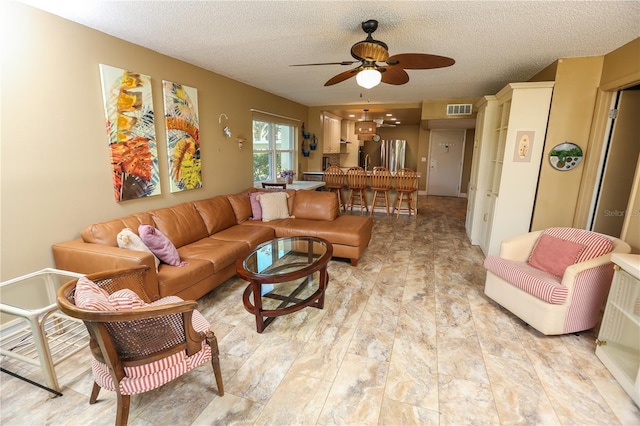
[0, 268, 88, 396]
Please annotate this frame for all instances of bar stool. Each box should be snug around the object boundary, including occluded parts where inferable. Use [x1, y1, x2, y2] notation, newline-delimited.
[393, 168, 419, 218]
[346, 166, 369, 215]
[323, 166, 346, 212]
[369, 166, 392, 216]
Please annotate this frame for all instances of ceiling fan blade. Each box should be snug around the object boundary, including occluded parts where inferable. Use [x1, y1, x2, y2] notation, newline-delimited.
[387, 53, 455, 70]
[290, 61, 357, 67]
[380, 66, 410, 85]
[324, 67, 361, 86]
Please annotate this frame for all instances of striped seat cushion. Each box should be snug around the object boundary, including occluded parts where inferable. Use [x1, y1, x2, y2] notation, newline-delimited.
[485, 256, 568, 304]
[91, 295, 212, 395]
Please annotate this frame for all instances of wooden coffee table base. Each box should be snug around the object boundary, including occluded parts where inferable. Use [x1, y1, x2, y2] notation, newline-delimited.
[242, 266, 328, 333]
[237, 237, 333, 333]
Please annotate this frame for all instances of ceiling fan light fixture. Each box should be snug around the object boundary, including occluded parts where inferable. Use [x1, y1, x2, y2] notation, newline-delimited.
[356, 68, 382, 89]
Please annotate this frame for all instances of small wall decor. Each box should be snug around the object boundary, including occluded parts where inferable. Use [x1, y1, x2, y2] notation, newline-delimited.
[219, 113, 231, 137]
[310, 134, 318, 150]
[513, 130, 535, 163]
[162, 80, 201, 192]
[99, 64, 161, 202]
[549, 142, 583, 171]
[302, 122, 311, 139]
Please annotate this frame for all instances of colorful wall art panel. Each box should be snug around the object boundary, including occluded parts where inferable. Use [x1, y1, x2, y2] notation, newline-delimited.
[99, 64, 161, 202]
[162, 80, 201, 192]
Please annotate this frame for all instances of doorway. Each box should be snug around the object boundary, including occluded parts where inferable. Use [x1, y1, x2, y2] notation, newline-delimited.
[427, 129, 466, 196]
[590, 87, 640, 237]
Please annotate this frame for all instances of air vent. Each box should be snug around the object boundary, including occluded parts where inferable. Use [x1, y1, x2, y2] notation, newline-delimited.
[446, 104, 472, 116]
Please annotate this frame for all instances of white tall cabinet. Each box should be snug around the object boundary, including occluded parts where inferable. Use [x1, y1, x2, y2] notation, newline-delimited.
[465, 82, 554, 256]
[466, 95, 498, 244]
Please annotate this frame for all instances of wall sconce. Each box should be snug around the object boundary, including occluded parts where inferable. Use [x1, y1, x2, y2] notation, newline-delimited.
[236, 137, 246, 150]
[218, 113, 231, 138]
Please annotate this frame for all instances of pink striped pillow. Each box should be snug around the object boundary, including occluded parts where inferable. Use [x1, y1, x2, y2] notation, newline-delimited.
[75, 277, 114, 311]
[540, 228, 613, 263]
[528, 234, 585, 277]
[108, 289, 146, 310]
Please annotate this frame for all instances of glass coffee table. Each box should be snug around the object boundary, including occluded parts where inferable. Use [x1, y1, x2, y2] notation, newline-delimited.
[236, 236, 333, 333]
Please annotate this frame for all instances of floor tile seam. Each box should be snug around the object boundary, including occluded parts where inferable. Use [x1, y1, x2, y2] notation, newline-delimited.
[526, 356, 589, 424]
[253, 355, 331, 426]
[468, 296, 515, 426]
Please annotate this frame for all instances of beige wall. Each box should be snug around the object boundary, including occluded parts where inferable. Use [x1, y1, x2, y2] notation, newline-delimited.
[420, 99, 478, 194]
[0, 3, 307, 280]
[420, 98, 479, 120]
[530, 57, 604, 230]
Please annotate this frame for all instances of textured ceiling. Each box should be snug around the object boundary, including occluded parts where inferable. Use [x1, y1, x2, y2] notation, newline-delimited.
[21, 1, 640, 123]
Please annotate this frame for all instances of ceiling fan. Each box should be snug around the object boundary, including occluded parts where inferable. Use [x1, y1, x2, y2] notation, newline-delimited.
[291, 19, 455, 89]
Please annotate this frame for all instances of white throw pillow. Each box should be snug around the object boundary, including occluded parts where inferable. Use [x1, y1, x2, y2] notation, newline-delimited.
[117, 228, 161, 271]
[258, 192, 292, 222]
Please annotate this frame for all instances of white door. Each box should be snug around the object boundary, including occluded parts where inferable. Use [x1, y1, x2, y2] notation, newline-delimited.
[427, 130, 466, 196]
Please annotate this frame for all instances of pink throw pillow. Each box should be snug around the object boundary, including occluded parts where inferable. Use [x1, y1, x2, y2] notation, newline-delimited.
[75, 277, 114, 311]
[138, 224, 188, 267]
[108, 289, 147, 310]
[528, 234, 585, 277]
[249, 192, 265, 221]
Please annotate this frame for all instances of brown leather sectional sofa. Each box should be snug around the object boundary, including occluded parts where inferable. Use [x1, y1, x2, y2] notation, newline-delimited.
[52, 188, 373, 301]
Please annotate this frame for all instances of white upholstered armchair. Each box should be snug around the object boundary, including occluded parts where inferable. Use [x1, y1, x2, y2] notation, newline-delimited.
[484, 227, 631, 335]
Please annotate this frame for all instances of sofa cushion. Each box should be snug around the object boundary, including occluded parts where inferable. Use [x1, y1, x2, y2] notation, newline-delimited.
[258, 192, 292, 222]
[156, 258, 214, 296]
[275, 215, 372, 247]
[292, 190, 339, 221]
[81, 213, 156, 247]
[528, 234, 585, 277]
[150, 203, 209, 248]
[484, 256, 568, 304]
[209, 224, 274, 248]
[537, 227, 613, 263]
[178, 237, 248, 273]
[193, 196, 237, 235]
[139, 225, 188, 267]
[227, 193, 252, 223]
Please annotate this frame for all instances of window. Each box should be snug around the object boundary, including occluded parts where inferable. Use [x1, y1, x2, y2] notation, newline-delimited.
[252, 117, 297, 182]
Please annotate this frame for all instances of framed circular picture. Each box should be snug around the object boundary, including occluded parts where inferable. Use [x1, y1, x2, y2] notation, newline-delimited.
[549, 142, 583, 171]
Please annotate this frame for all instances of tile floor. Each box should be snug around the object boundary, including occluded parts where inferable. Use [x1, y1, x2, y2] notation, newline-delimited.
[1, 195, 639, 425]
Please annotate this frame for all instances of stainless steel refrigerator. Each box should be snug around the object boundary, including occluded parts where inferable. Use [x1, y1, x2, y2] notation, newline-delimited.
[380, 139, 406, 173]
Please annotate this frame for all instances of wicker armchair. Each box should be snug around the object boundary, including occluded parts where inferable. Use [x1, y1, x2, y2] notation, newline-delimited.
[56, 266, 223, 426]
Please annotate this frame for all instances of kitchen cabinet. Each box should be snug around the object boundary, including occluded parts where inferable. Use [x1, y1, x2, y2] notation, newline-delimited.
[323, 113, 341, 154]
[596, 253, 640, 407]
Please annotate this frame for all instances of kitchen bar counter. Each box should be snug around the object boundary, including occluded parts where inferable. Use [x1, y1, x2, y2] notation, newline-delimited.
[303, 170, 421, 178]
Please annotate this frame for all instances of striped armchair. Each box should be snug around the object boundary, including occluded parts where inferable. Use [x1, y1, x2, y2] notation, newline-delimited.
[57, 267, 223, 426]
[484, 228, 631, 335]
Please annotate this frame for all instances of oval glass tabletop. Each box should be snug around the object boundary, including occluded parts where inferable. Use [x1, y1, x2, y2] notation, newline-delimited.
[241, 236, 329, 277]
